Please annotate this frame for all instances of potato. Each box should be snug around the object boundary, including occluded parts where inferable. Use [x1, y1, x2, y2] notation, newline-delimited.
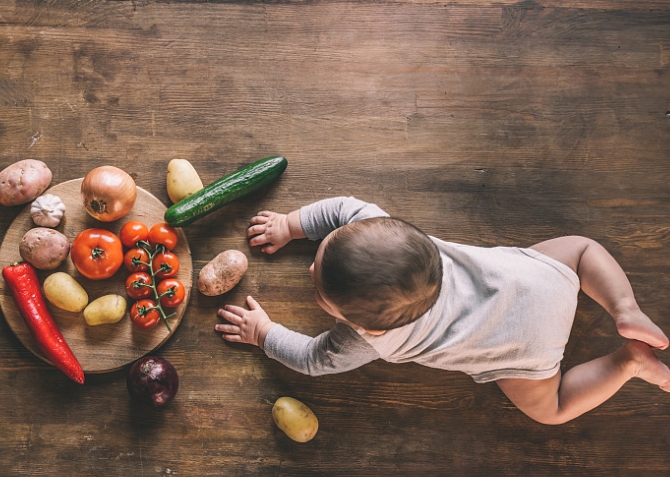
[19, 227, 70, 270]
[197, 250, 248, 296]
[0, 159, 52, 206]
[43, 272, 88, 312]
[272, 397, 319, 443]
[166, 159, 204, 204]
[83, 294, 127, 326]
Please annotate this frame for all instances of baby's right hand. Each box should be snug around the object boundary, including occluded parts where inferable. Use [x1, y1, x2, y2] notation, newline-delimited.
[215, 296, 275, 348]
[248, 211, 293, 254]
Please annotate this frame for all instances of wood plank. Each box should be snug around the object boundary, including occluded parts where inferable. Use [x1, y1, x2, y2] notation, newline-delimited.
[1, 0, 670, 475]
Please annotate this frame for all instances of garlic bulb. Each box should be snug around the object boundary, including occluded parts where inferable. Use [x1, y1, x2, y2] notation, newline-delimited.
[30, 194, 66, 227]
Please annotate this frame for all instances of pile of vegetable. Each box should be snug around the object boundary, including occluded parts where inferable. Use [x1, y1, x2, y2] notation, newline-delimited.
[0, 156, 291, 422]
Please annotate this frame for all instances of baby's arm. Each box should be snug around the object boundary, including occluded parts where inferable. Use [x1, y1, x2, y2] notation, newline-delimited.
[216, 295, 276, 347]
[247, 210, 305, 254]
[299, 196, 389, 240]
[215, 297, 379, 375]
[263, 322, 380, 376]
[247, 197, 389, 254]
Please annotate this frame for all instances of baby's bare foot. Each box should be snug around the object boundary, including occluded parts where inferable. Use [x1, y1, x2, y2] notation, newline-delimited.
[626, 340, 670, 392]
[615, 309, 669, 350]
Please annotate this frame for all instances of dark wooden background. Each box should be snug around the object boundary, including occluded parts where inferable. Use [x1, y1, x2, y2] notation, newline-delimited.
[1, 1, 670, 475]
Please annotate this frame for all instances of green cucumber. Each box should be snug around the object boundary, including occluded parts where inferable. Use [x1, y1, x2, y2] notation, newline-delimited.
[164, 155, 288, 227]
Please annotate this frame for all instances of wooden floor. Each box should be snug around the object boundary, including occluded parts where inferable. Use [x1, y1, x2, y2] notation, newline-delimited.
[1, 1, 670, 475]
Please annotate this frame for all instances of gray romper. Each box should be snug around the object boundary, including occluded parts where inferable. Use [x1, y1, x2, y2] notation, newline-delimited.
[263, 197, 580, 383]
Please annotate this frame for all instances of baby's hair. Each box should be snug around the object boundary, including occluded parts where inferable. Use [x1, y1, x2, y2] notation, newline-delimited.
[319, 217, 443, 331]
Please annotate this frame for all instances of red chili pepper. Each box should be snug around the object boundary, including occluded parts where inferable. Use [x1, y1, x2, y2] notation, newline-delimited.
[2, 262, 84, 384]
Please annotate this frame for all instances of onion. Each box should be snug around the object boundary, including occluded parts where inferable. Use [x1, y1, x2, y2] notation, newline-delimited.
[127, 356, 179, 407]
[81, 166, 137, 222]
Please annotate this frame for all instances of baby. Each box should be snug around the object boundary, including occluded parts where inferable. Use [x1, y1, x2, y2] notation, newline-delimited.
[215, 197, 670, 425]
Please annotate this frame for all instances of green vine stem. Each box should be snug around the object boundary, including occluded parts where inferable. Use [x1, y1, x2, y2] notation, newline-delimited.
[130, 240, 176, 332]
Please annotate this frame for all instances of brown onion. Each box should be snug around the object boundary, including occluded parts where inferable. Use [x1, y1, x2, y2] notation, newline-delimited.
[81, 166, 137, 222]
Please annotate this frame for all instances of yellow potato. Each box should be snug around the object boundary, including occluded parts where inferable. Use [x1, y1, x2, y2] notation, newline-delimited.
[272, 397, 319, 443]
[83, 294, 127, 326]
[166, 159, 204, 204]
[43, 272, 88, 312]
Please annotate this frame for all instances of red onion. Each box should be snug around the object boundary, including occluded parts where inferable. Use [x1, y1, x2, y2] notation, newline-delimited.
[127, 356, 179, 407]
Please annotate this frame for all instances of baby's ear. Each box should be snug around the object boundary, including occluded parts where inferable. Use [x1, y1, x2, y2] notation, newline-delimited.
[364, 329, 387, 336]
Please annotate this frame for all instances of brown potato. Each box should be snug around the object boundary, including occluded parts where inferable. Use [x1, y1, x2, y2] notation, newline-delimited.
[0, 160, 52, 206]
[19, 227, 70, 270]
[197, 250, 248, 296]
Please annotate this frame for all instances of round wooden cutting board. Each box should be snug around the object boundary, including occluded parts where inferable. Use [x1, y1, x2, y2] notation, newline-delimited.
[0, 178, 192, 374]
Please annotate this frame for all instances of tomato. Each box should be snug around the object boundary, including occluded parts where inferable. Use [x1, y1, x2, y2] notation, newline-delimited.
[120, 221, 149, 248]
[125, 272, 154, 300]
[156, 278, 185, 308]
[130, 299, 161, 329]
[71, 228, 124, 280]
[124, 247, 150, 273]
[152, 250, 180, 280]
[148, 223, 179, 250]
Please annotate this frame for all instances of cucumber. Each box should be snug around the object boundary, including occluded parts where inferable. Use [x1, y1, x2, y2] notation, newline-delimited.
[164, 155, 287, 227]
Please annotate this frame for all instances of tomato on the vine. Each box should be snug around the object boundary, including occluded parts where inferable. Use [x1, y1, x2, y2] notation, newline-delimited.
[130, 299, 161, 329]
[125, 272, 154, 300]
[120, 221, 149, 248]
[148, 223, 179, 250]
[71, 228, 124, 280]
[124, 247, 150, 273]
[152, 250, 180, 280]
[156, 278, 185, 308]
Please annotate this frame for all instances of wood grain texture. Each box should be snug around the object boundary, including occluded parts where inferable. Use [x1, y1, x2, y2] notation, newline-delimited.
[0, 1, 670, 476]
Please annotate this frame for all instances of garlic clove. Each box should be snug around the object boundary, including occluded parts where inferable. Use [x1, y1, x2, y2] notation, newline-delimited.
[30, 193, 66, 228]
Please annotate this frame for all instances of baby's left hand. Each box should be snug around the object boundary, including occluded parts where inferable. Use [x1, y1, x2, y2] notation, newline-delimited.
[215, 295, 275, 349]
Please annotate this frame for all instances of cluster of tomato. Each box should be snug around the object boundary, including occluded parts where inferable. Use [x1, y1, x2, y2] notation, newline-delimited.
[120, 221, 185, 330]
[69, 221, 185, 330]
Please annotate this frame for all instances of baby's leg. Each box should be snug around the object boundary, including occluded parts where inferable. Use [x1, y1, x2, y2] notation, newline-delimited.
[530, 236, 669, 349]
[496, 340, 670, 425]
[615, 308, 669, 350]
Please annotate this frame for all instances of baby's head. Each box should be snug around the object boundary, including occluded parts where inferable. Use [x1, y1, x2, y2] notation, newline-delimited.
[310, 217, 443, 332]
